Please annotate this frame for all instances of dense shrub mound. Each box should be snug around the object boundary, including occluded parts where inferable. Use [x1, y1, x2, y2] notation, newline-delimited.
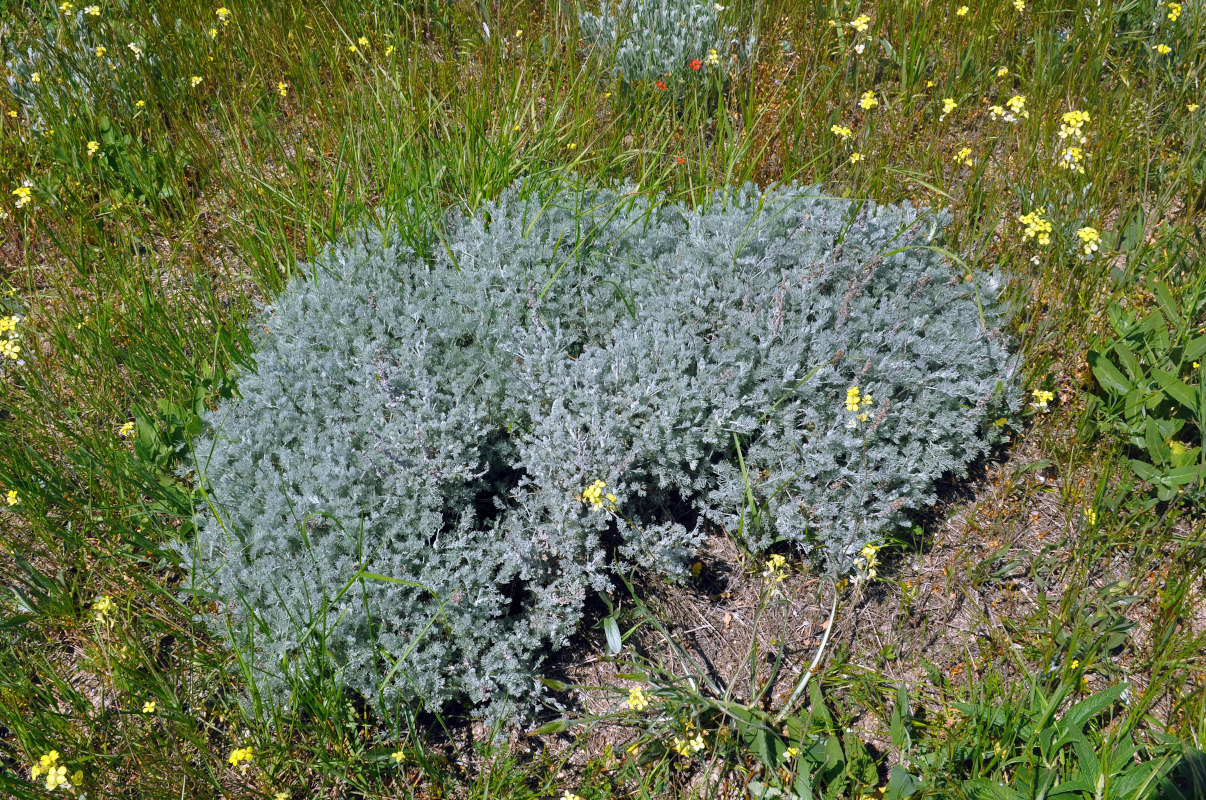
[184, 178, 1018, 722]
[580, 0, 755, 85]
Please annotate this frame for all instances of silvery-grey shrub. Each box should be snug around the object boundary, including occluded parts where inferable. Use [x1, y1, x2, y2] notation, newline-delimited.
[579, 0, 755, 83]
[183, 176, 1018, 725]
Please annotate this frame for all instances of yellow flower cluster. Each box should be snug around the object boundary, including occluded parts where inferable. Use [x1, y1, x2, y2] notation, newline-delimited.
[1018, 211, 1052, 245]
[849, 151, 862, 164]
[1, 315, 21, 362]
[626, 685, 651, 711]
[706, 49, 721, 66]
[762, 553, 788, 581]
[6, 489, 17, 506]
[1059, 110, 1090, 142]
[228, 746, 254, 768]
[142, 700, 156, 713]
[561, 792, 585, 800]
[1006, 94, 1029, 118]
[672, 731, 705, 757]
[1013, 0, 1024, 11]
[858, 90, 878, 110]
[216, 7, 231, 25]
[1084, 507, 1097, 526]
[580, 479, 616, 510]
[391, 749, 406, 764]
[30, 750, 71, 791]
[956, 5, 969, 16]
[830, 124, 853, 139]
[1156, 44, 1171, 55]
[190, 75, 202, 87]
[956, 146, 973, 166]
[119, 421, 135, 438]
[277, 81, 288, 97]
[1058, 146, 1084, 173]
[93, 595, 114, 617]
[844, 385, 873, 426]
[852, 543, 880, 582]
[11, 186, 32, 208]
[1031, 388, 1054, 410]
[87, 140, 99, 156]
[849, 13, 870, 33]
[941, 97, 957, 118]
[1075, 226, 1100, 255]
[1168, 2, 1182, 21]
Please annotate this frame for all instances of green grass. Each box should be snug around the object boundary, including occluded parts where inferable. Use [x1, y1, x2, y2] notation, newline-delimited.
[1, 0, 1204, 797]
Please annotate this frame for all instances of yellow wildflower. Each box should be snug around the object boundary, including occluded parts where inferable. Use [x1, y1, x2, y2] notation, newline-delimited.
[1156, 44, 1171, 55]
[627, 685, 651, 711]
[94, 46, 106, 58]
[12, 186, 32, 208]
[31, 72, 41, 83]
[956, 146, 973, 166]
[763, 553, 788, 581]
[1013, 0, 1024, 10]
[1018, 211, 1052, 245]
[858, 90, 878, 109]
[228, 746, 253, 768]
[1189, 104, 1200, 112]
[142, 700, 156, 713]
[849, 13, 871, 33]
[1058, 110, 1090, 142]
[46, 765, 69, 790]
[86, 140, 99, 156]
[93, 595, 114, 616]
[84, 4, 99, 15]
[6, 489, 17, 506]
[391, 750, 405, 764]
[562, 793, 585, 800]
[1168, 3, 1181, 21]
[277, 81, 288, 97]
[190, 76, 202, 87]
[59, 1, 74, 11]
[216, 7, 230, 24]
[831, 124, 853, 139]
[358, 36, 369, 47]
[956, 5, 969, 15]
[849, 151, 862, 164]
[1075, 226, 1100, 255]
[1030, 388, 1054, 410]
[941, 97, 957, 118]
[580, 479, 611, 509]
[1058, 146, 1085, 173]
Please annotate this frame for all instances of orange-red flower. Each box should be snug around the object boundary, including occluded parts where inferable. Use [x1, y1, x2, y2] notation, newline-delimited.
[690, 59, 702, 70]
[656, 80, 667, 90]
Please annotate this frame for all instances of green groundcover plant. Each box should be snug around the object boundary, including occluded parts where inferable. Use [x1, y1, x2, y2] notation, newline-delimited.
[181, 176, 1018, 725]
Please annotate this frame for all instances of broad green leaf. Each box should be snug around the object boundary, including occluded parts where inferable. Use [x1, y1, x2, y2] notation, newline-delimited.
[1114, 342, 1143, 382]
[602, 615, 622, 655]
[884, 765, 922, 799]
[1150, 367, 1198, 414]
[1184, 335, 1206, 361]
[1062, 683, 1127, 733]
[1088, 350, 1133, 397]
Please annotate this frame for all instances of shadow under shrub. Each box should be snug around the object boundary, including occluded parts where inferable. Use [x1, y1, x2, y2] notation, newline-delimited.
[181, 176, 1018, 726]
